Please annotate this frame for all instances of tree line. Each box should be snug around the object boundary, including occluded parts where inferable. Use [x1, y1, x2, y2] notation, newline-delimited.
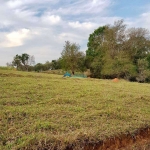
[9, 20, 150, 82]
[8, 54, 62, 72]
[86, 20, 150, 82]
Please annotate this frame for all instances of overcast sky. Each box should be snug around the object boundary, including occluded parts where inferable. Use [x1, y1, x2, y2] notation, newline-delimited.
[0, 0, 150, 66]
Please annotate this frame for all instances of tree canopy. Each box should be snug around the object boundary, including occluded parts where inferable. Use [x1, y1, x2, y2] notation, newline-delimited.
[12, 53, 35, 71]
[61, 41, 85, 74]
[86, 20, 150, 82]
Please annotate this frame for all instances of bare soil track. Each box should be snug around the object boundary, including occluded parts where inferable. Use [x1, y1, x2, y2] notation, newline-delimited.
[65, 127, 150, 150]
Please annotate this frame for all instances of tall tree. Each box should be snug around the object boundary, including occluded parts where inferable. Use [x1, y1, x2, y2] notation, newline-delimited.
[12, 54, 22, 70]
[61, 41, 85, 74]
[136, 59, 149, 82]
[50, 59, 62, 70]
[86, 20, 150, 80]
[20, 53, 29, 71]
[86, 26, 106, 69]
[124, 27, 150, 64]
[34, 63, 43, 72]
[12, 53, 35, 71]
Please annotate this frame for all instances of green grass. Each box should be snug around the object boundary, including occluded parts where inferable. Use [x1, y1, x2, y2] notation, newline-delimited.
[0, 66, 15, 70]
[1, 69, 150, 149]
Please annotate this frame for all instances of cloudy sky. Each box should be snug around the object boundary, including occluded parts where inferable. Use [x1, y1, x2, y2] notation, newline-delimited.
[0, 0, 150, 66]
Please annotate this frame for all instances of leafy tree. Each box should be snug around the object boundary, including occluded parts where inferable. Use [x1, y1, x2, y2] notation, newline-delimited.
[12, 53, 35, 71]
[61, 41, 85, 74]
[34, 63, 43, 72]
[147, 53, 150, 69]
[86, 26, 106, 68]
[21, 53, 29, 65]
[50, 59, 62, 70]
[43, 61, 51, 70]
[104, 20, 126, 58]
[86, 20, 150, 81]
[136, 59, 149, 82]
[101, 52, 136, 79]
[12, 54, 22, 70]
[77, 54, 86, 72]
[86, 20, 127, 78]
[90, 56, 103, 78]
[124, 27, 150, 64]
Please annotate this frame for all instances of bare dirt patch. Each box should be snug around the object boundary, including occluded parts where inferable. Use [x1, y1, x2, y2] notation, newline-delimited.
[77, 127, 150, 150]
[26, 127, 150, 150]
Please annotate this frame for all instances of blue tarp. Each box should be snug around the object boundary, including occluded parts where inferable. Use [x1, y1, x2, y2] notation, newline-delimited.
[63, 72, 71, 77]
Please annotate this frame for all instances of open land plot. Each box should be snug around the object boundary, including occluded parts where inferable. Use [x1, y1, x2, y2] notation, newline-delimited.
[1, 70, 150, 150]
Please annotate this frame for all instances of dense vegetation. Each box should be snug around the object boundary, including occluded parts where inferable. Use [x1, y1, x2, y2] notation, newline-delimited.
[86, 20, 150, 82]
[7, 20, 150, 82]
[1, 69, 150, 149]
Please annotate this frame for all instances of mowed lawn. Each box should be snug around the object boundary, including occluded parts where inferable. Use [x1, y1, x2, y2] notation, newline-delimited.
[1, 70, 150, 149]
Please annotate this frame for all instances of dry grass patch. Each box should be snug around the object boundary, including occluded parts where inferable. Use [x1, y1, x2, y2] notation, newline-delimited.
[1, 70, 150, 149]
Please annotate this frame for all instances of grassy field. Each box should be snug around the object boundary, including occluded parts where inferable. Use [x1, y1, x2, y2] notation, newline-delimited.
[1, 69, 150, 149]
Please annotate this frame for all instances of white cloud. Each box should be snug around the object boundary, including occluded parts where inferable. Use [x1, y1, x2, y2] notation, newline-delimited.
[41, 14, 61, 25]
[7, 0, 23, 8]
[7, 0, 58, 8]
[54, 0, 111, 16]
[139, 12, 150, 29]
[124, 11, 150, 31]
[68, 21, 96, 29]
[59, 32, 84, 41]
[0, 29, 31, 47]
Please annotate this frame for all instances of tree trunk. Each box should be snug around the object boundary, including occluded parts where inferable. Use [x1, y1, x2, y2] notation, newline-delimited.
[72, 70, 74, 75]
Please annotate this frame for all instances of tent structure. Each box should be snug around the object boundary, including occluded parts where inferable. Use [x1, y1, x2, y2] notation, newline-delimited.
[63, 72, 71, 77]
[63, 72, 87, 78]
